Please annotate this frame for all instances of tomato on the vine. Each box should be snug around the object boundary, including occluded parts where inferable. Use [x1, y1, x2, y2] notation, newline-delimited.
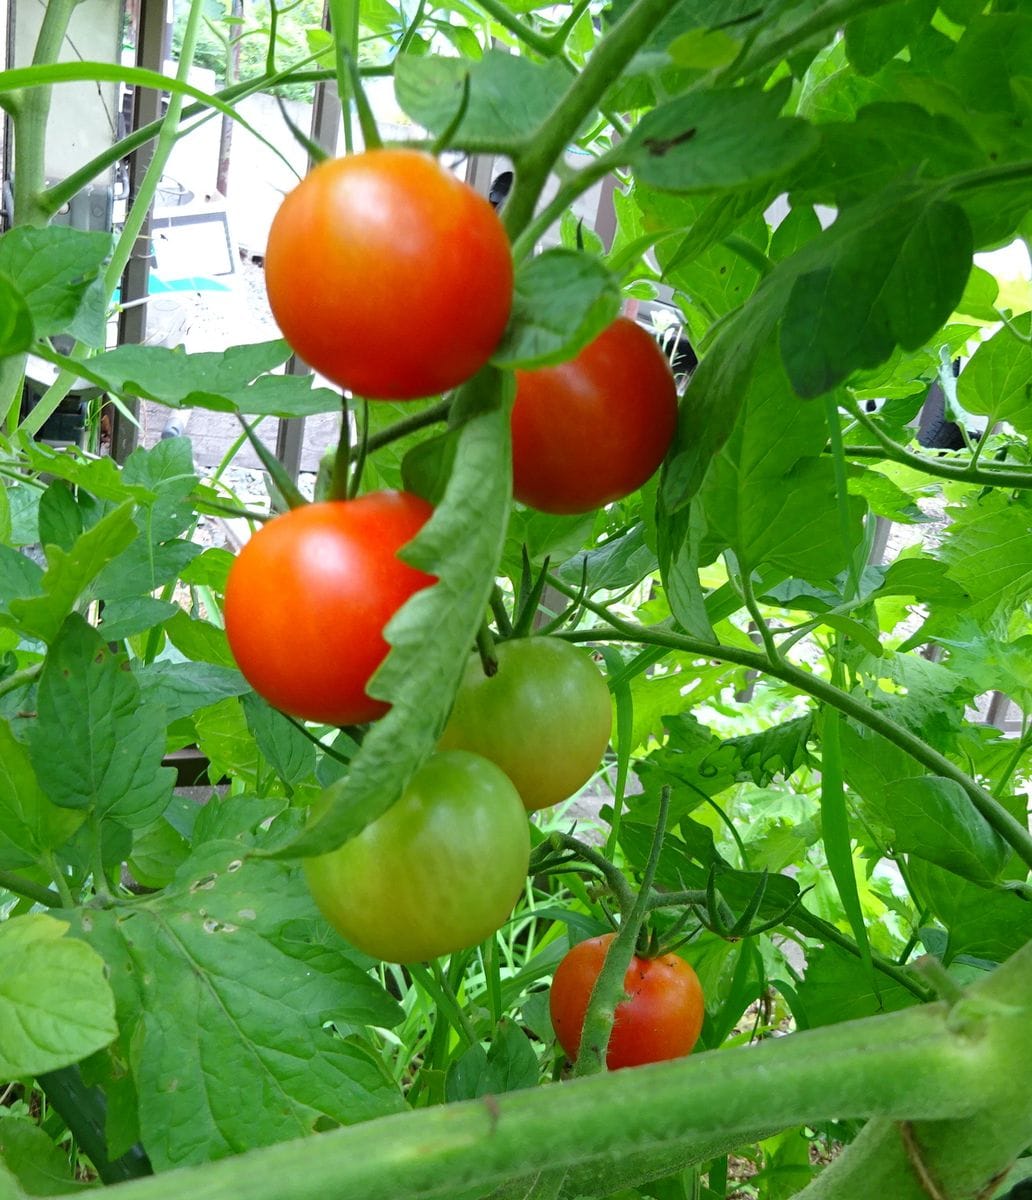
[223, 491, 435, 726]
[511, 316, 679, 514]
[303, 750, 531, 964]
[264, 149, 514, 400]
[438, 636, 612, 811]
[549, 933, 704, 1069]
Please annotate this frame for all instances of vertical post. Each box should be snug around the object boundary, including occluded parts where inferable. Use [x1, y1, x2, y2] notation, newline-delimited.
[112, 0, 168, 462]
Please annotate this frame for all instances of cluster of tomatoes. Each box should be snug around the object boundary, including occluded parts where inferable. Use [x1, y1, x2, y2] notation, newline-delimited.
[223, 149, 700, 1069]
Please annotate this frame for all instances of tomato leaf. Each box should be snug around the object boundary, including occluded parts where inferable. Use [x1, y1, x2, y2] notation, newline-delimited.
[695, 345, 866, 578]
[0, 914, 117, 1079]
[281, 370, 513, 858]
[795, 946, 916, 1028]
[859, 775, 1010, 887]
[68, 845, 404, 1170]
[394, 50, 570, 147]
[0, 226, 111, 338]
[957, 316, 1032, 434]
[0, 270, 35, 358]
[622, 81, 818, 194]
[779, 186, 973, 399]
[492, 249, 621, 370]
[6, 502, 138, 644]
[843, 0, 935, 76]
[907, 858, 1032, 964]
[0, 718, 84, 870]
[27, 615, 175, 828]
[81, 341, 342, 416]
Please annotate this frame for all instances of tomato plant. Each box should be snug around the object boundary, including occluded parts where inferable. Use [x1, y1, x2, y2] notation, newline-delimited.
[303, 750, 531, 963]
[549, 933, 705, 1070]
[510, 317, 679, 514]
[438, 636, 612, 811]
[223, 492, 435, 725]
[264, 149, 514, 400]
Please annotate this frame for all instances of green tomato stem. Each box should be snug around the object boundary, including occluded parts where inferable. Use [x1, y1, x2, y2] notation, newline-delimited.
[572, 786, 671, 1077]
[33, 943, 1032, 1200]
[0, 868, 63, 908]
[549, 584, 1032, 873]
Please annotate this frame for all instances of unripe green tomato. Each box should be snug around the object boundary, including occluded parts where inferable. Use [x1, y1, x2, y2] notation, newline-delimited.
[303, 750, 530, 964]
[438, 637, 612, 812]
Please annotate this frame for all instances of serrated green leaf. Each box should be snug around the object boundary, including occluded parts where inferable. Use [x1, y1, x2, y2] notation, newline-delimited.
[70, 845, 403, 1169]
[0, 271, 34, 357]
[282, 372, 512, 858]
[242, 693, 316, 788]
[958, 317, 1032, 433]
[8, 503, 138, 644]
[0, 226, 111, 337]
[863, 775, 1009, 886]
[82, 341, 340, 416]
[908, 857, 1032, 963]
[0, 913, 116, 1077]
[395, 50, 570, 146]
[623, 82, 818, 194]
[27, 615, 175, 827]
[844, 0, 935, 76]
[697, 346, 866, 576]
[492, 250, 621, 370]
[938, 494, 1032, 623]
[37, 482, 84, 553]
[0, 718, 84, 869]
[780, 187, 973, 398]
[133, 660, 249, 723]
[795, 945, 915, 1028]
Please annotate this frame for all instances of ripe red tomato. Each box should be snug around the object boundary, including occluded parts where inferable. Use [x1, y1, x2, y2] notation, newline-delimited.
[549, 933, 704, 1069]
[303, 750, 531, 963]
[264, 149, 513, 400]
[438, 636, 611, 811]
[223, 492, 435, 725]
[511, 316, 678, 514]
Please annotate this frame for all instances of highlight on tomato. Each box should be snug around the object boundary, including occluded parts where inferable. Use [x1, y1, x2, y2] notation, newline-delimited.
[511, 316, 679, 514]
[438, 636, 612, 811]
[549, 932, 705, 1070]
[303, 750, 531, 964]
[223, 491, 435, 726]
[264, 148, 514, 400]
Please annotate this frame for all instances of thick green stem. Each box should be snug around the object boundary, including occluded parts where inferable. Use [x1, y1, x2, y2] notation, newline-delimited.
[10, 0, 78, 226]
[0, 662, 42, 702]
[503, 0, 674, 242]
[844, 400, 1032, 489]
[549, 586, 1032, 872]
[34, 953, 1032, 1200]
[714, 0, 903, 86]
[573, 788, 671, 1076]
[0, 869, 63, 908]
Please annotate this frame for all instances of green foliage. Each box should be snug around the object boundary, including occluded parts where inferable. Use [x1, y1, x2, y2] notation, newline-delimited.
[1, 1, 1032, 1198]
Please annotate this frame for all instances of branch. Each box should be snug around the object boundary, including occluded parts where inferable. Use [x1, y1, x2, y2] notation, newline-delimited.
[547, 583, 1032, 872]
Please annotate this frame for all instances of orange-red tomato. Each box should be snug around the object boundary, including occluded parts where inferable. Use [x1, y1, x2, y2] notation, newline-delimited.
[264, 149, 513, 400]
[511, 317, 678, 514]
[549, 933, 704, 1069]
[223, 492, 435, 725]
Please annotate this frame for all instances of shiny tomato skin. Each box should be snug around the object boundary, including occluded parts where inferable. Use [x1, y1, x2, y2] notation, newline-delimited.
[264, 149, 513, 400]
[303, 750, 531, 964]
[549, 933, 704, 1069]
[438, 637, 612, 812]
[223, 492, 435, 726]
[511, 317, 679, 514]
